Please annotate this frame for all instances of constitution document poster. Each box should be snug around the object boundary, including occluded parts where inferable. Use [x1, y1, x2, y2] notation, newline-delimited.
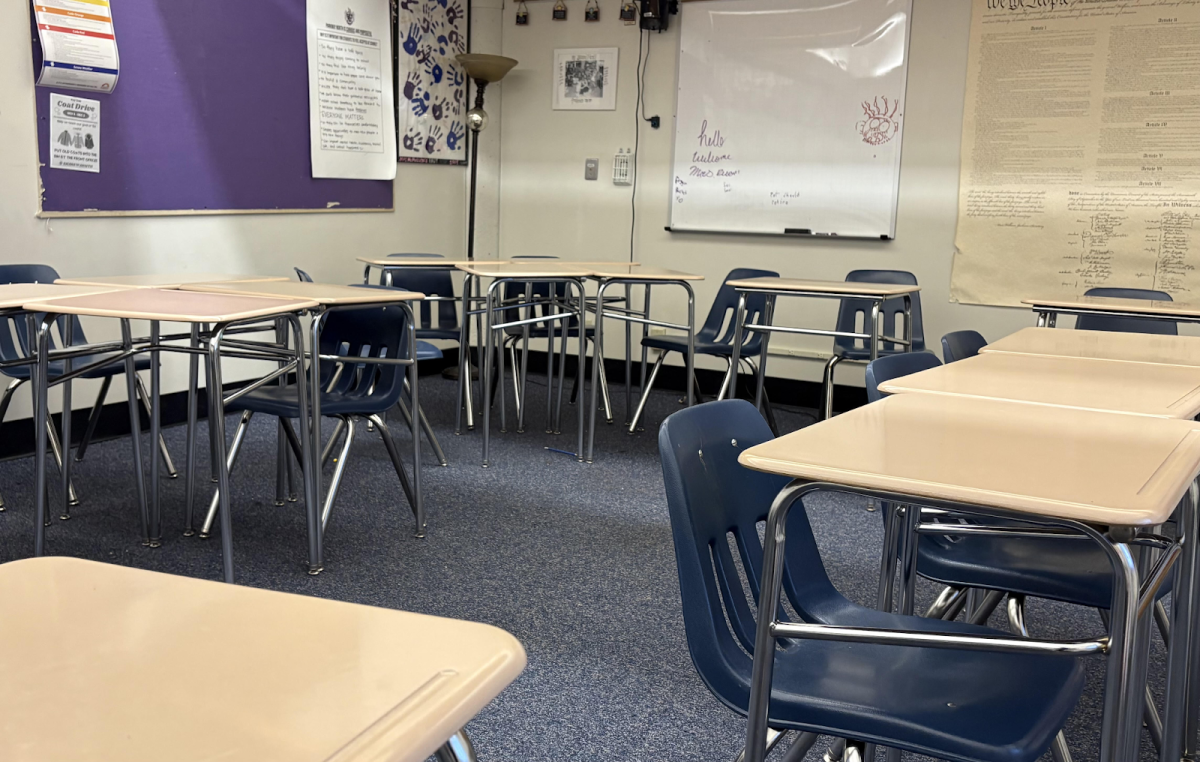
[950, 0, 1200, 307]
[306, 0, 397, 180]
[34, 0, 120, 93]
[49, 93, 100, 173]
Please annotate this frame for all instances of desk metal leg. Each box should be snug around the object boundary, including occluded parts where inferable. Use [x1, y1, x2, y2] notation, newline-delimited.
[206, 325, 236, 584]
[308, 313, 327, 574]
[405, 302, 424, 535]
[587, 281, 610, 463]
[184, 325, 200, 536]
[625, 283, 633, 425]
[576, 280, 587, 461]
[59, 317, 74, 521]
[639, 286, 651, 416]
[148, 320, 162, 545]
[455, 274, 471, 434]
[274, 318, 291, 506]
[545, 298, 556, 434]
[482, 285, 496, 467]
[120, 319, 151, 546]
[32, 314, 51, 555]
[755, 295, 776, 417]
[1098, 541, 1144, 762]
[725, 293, 746, 402]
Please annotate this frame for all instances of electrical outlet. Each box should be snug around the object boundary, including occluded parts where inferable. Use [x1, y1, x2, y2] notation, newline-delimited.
[585, 158, 599, 181]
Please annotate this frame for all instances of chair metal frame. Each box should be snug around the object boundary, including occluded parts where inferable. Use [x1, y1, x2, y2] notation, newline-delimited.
[743, 479, 1197, 762]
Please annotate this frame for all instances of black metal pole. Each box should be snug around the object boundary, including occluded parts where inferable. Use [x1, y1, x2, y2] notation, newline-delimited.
[468, 134, 479, 262]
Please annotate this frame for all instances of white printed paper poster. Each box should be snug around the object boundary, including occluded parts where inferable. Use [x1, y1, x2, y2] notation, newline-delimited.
[553, 48, 618, 111]
[34, 0, 120, 93]
[306, 0, 397, 180]
[49, 93, 100, 173]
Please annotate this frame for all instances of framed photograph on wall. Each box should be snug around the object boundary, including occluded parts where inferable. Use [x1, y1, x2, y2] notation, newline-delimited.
[553, 48, 618, 111]
[394, 0, 469, 164]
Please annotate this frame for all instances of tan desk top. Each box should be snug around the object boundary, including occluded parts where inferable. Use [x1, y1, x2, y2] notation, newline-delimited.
[1023, 295, 1200, 318]
[182, 280, 425, 305]
[983, 327, 1200, 368]
[877, 351, 1200, 419]
[726, 277, 921, 296]
[0, 283, 130, 310]
[739, 394, 1200, 526]
[358, 257, 489, 267]
[457, 262, 594, 278]
[0, 557, 526, 762]
[25, 288, 318, 324]
[55, 273, 291, 289]
[588, 264, 703, 280]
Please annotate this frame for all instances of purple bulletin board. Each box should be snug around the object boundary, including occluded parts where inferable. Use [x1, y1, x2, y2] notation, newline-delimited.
[31, 0, 394, 216]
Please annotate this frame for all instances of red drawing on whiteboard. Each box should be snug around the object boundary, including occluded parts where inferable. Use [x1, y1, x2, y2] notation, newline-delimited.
[856, 96, 901, 145]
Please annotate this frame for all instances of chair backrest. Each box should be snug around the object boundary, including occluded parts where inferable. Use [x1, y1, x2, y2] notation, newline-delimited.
[833, 270, 926, 354]
[864, 352, 942, 403]
[318, 303, 410, 406]
[0, 264, 85, 366]
[659, 399, 845, 712]
[1076, 287, 1177, 335]
[378, 268, 458, 333]
[695, 269, 780, 357]
[294, 267, 313, 283]
[940, 330, 987, 363]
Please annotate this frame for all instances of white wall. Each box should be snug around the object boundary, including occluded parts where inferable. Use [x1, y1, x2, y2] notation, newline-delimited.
[0, 1, 474, 420]
[495, 0, 1051, 387]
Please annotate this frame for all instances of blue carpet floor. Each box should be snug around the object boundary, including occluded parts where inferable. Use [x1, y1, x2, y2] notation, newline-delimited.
[0, 375, 1169, 761]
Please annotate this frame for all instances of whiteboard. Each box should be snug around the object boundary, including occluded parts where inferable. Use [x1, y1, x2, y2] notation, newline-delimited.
[669, 0, 912, 239]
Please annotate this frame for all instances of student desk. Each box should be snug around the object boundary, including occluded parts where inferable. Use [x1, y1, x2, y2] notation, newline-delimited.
[876, 351, 1200, 419]
[22, 288, 318, 583]
[182, 280, 427, 567]
[723, 277, 921, 419]
[54, 272, 290, 289]
[984, 327, 1200, 367]
[1024, 295, 1200, 329]
[584, 265, 704, 461]
[0, 556, 526, 762]
[738, 394, 1200, 762]
[456, 261, 592, 466]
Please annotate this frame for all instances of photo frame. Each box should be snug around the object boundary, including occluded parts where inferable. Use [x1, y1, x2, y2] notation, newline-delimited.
[553, 48, 618, 111]
[394, 0, 470, 164]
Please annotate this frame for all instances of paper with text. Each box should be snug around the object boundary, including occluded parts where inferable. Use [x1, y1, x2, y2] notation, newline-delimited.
[34, 0, 120, 93]
[951, 0, 1200, 307]
[49, 93, 100, 173]
[306, 0, 397, 180]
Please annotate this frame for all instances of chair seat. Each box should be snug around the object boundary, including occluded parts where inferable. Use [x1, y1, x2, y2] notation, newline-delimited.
[415, 341, 442, 362]
[755, 632, 1084, 762]
[227, 384, 395, 418]
[642, 335, 751, 357]
[917, 533, 1168, 610]
[1, 352, 151, 382]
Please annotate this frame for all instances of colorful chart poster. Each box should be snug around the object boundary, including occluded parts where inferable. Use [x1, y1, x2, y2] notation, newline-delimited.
[34, 0, 120, 93]
[49, 93, 100, 173]
[306, 0, 397, 180]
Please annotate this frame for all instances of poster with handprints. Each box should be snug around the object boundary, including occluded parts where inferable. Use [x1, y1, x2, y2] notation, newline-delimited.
[395, 0, 468, 164]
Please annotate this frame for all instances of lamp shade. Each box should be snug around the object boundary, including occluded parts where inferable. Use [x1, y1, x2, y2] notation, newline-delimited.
[455, 54, 518, 83]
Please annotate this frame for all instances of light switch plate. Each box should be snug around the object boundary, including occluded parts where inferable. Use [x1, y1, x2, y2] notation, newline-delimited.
[585, 158, 599, 181]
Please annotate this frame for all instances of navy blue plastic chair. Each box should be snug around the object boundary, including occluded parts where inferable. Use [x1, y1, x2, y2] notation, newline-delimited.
[1077, 287, 1177, 335]
[865, 354, 1173, 614]
[630, 268, 778, 432]
[822, 270, 925, 418]
[659, 400, 1085, 762]
[941, 330, 988, 363]
[0, 264, 176, 489]
[212, 303, 420, 536]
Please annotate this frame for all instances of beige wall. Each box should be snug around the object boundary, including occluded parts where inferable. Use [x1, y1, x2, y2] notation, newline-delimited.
[495, 0, 1052, 386]
[0, 2, 475, 419]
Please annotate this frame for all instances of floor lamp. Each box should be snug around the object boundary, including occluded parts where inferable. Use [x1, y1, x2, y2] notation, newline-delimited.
[450, 54, 517, 388]
[455, 54, 517, 263]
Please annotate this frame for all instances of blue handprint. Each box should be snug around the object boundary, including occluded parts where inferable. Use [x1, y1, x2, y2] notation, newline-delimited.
[446, 121, 465, 152]
[425, 125, 444, 153]
[446, 0, 464, 24]
[416, 44, 434, 65]
[403, 72, 422, 101]
[402, 127, 422, 152]
[449, 66, 464, 88]
[402, 23, 421, 55]
[437, 0, 448, 8]
[432, 98, 447, 120]
[437, 34, 448, 56]
[411, 91, 430, 117]
[425, 59, 443, 84]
